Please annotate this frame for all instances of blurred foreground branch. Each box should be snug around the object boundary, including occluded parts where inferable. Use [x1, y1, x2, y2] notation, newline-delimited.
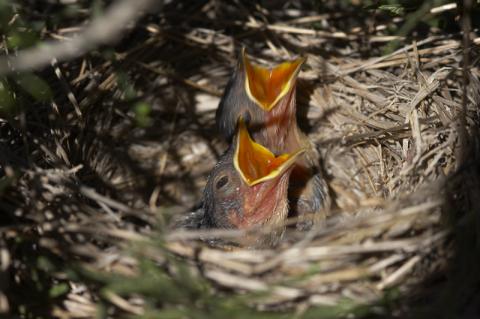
[0, 0, 160, 75]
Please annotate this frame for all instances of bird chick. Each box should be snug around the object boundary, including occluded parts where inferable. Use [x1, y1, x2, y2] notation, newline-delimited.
[202, 120, 304, 246]
[216, 48, 304, 151]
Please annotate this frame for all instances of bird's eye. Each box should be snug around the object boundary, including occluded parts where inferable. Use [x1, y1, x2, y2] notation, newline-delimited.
[215, 175, 229, 190]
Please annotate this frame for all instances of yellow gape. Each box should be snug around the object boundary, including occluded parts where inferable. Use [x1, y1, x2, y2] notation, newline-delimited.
[243, 50, 305, 111]
[234, 119, 304, 186]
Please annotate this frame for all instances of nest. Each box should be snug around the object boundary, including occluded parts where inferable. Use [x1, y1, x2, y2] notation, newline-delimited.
[2, 2, 480, 318]
[166, 38, 480, 310]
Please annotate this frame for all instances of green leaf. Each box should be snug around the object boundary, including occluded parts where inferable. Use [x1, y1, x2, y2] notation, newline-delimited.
[116, 72, 137, 100]
[302, 298, 365, 319]
[14, 73, 53, 102]
[92, 0, 106, 19]
[0, 0, 13, 31]
[49, 283, 70, 298]
[0, 79, 15, 112]
[7, 30, 39, 49]
[0, 174, 15, 195]
[378, 4, 405, 16]
[134, 102, 152, 127]
[37, 256, 55, 272]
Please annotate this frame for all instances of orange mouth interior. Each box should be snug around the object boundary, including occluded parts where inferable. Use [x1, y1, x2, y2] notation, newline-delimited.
[234, 120, 304, 186]
[243, 51, 304, 111]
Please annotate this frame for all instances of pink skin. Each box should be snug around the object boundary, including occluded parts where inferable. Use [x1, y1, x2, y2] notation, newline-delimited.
[203, 145, 295, 233]
[254, 84, 312, 168]
[227, 171, 291, 229]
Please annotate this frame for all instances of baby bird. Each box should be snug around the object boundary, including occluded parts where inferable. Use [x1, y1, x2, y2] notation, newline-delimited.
[216, 48, 304, 150]
[202, 120, 304, 245]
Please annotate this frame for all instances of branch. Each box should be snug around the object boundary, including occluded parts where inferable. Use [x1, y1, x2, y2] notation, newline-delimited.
[0, 0, 160, 74]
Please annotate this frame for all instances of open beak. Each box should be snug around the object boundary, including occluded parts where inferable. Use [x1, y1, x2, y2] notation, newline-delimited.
[242, 49, 305, 111]
[233, 119, 304, 186]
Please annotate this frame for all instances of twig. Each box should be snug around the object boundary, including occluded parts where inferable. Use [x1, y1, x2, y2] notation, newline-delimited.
[136, 61, 222, 96]
[376, 255, 421, 290]
[0, 0, 161, 74]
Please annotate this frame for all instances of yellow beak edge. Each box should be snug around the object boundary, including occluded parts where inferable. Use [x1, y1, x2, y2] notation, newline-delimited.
[243, 49, 305, 111]
[234, 119, 305, 186]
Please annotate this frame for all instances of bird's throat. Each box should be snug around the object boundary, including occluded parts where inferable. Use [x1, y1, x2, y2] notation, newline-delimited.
[229, 174, 289, 229]
[261, 86, 299, 153]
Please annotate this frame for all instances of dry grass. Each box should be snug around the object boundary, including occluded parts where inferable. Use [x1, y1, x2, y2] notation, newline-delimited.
[1, 1, 480, 318]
